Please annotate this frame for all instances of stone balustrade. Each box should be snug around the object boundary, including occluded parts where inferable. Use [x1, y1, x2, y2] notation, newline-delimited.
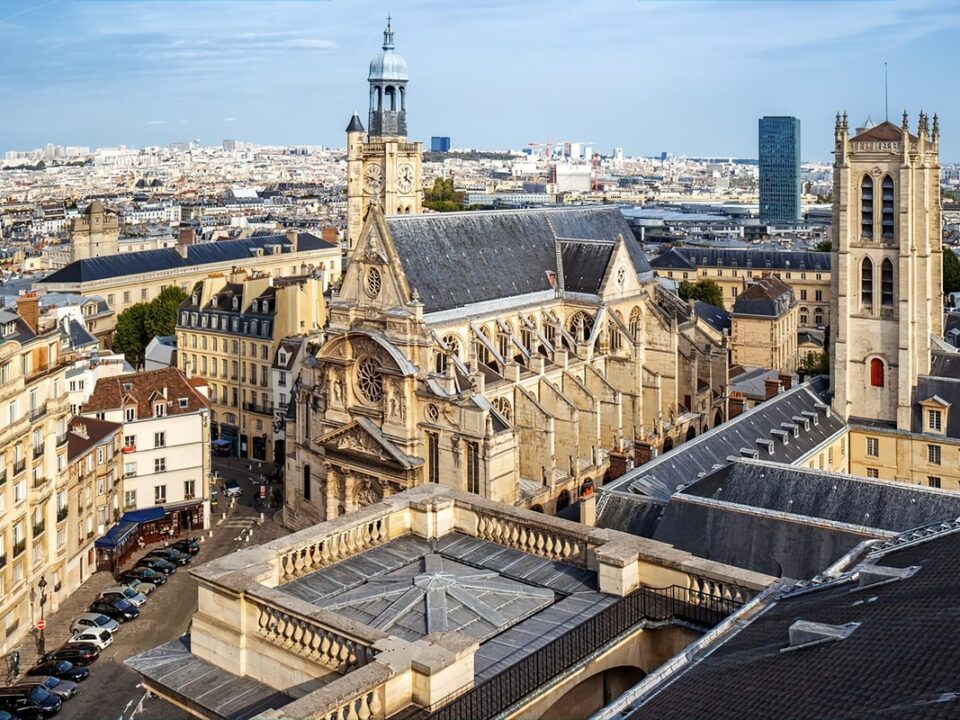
[256, 663, 394, 720]
[464, 503, 592, 568]
[277, 510, 390, 583]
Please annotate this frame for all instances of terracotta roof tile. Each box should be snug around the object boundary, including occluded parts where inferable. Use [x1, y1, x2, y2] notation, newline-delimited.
[82, 367, 211, 418]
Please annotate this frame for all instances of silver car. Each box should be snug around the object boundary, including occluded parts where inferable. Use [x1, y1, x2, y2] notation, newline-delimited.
[120, 577, 156, 595]
[100, 586, 147, 607]
[70, 612, 120, 635]
[16, 675, 79, 700]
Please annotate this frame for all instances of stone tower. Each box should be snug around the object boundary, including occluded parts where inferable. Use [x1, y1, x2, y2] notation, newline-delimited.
[70, 200, 119, 261]
[830, 111, 942, 429]
[345, 17, 423, 254]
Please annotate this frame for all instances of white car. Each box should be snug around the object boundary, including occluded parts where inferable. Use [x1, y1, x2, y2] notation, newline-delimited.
[71, 612, 120, 635]
[101, 586, 147, 607]
[69, 627, 113, 650]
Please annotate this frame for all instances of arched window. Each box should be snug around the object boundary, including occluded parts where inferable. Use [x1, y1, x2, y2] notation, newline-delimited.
[568, 311, 594, 343]
[608, 322, 622, 353]
[435, 352, 446, 374]
[861, 176, 874, 239]
[881, 175, 895, 240]
[303, 464, 311, 501]
[861, 257, 874, 308]
[385, 86, 396, 111]
[442, 334, 461, 359]
[800, 307, 809, 325]
[870, 358, 884, 387]
[629, 306, 642, 338]
[881, 258, 894, 306]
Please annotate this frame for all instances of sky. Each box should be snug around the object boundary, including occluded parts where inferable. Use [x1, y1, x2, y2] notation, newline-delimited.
[1, 0, 959, 160]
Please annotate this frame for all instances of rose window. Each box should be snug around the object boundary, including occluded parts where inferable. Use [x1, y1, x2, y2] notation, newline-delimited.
[356, 357, 384, 403]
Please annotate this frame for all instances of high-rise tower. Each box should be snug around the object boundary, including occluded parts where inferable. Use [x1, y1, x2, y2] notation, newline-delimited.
[758, 116, 801, 224]
[345, 17, 423, 254]
[830, 111, 942, 429]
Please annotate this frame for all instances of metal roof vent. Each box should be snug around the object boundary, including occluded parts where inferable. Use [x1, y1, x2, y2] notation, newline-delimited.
[782, 620, 860, 653]
[857, 564, 920, 590]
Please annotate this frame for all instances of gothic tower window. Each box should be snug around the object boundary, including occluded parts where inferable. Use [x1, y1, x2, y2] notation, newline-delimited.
[629, 306, 642, 338]
[881, 258, 894, 306]
[466, 441, 480, 495]
[427, 432, 439, 484]
[568, 311, 594, 343]
[861, 257, 874, 309]
[442, 334, 461, 359]
[303, 464, 311, 501]
[881, 175, 895, 241]
[870, 358, 885, 387]
[861, 175, 874, 239]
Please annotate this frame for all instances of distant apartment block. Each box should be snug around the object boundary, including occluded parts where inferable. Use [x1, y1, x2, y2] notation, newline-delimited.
[430, 136, 451, 152]
[758, 116, 801, 223]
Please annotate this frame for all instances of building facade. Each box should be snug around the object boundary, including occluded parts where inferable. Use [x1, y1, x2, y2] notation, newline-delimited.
[176, 271, 326, 461]
[69, 201, 119, 262]
[730, 275, 799, 373]
[758, 115, 801, 223]
[650, 247, 830, 329]
[80, 367, 212, 533]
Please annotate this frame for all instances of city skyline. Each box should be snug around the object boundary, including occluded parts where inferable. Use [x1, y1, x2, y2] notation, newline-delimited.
[2, 0, 960, 160]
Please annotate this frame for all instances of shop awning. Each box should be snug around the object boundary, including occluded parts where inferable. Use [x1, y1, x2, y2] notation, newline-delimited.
[94, 520, 138, 550]
[212, 439, 232, 448]
[121, 507, 166, 524]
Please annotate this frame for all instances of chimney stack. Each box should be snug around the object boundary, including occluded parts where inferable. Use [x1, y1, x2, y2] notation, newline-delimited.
[285, 228, 299, 253]
[16, 292, 40, 334]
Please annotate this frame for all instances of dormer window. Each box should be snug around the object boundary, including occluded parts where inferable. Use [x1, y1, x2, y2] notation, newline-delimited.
[278, 350, 286, 365]
[252, 300, 259, 313]
[928, 410, 942, 432]
[192, 292, 199, 305]
[154, 402, 165, 418]
[125, 407, 136, 422]
[232, 297, 239, 311]
[262, 300, 269, 313]
[1, 321, 14, 337]
[211, 295, 218, 308]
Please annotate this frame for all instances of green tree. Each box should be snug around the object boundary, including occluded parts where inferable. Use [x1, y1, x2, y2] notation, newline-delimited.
[813, 239, 832, 252]
[943, 246, 960, 295]
[113, 303, 150, 367]
[799, 350, 830, 377]
[678, 279, 724, 308]
[144, 286, 187, 339]
[423, 178, 466, 212]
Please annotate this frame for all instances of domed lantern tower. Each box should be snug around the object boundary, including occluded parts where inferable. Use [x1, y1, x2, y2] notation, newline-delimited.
[368, 16, 408, 138]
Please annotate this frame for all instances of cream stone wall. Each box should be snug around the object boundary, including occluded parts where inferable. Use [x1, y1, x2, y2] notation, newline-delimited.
[848, 427, 960, 490]
[731, 303, 799, 373]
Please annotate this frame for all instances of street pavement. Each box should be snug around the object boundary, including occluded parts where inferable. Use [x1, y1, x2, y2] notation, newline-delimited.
[19, 458, 290, 720]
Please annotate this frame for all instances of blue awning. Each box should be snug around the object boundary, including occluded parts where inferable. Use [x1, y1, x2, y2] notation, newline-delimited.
[94, 520, 138, 550]
[212, 439, 232, 448]
[121, 507, 166, 524]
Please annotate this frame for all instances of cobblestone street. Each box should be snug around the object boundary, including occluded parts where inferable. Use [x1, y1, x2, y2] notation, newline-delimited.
[13, 458, 290, 720]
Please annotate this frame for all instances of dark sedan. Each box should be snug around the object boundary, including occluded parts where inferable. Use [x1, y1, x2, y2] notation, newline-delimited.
[135, 557, 176, 575]
[88, 598, 139, 622]
[118, 566, 166, 586]
[42, 645, 99, 667]
[146, 548, 191, 566]
[0, 685, 62, 718]
[171, 538, 200, 555]
[26, 660, 89, 683]
[15, 677, 77, 702]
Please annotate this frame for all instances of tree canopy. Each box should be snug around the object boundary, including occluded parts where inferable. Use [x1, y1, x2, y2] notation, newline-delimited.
[813, 239, 832, 252]
[423, 178, 465, 212]
[112, 286, 187, 367]
[943, 246, 960, 295]
[678, 279, 724, 308]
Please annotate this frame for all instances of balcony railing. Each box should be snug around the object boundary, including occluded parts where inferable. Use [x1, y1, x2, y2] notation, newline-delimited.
[56, 507, 69, 523]
[32, 520, 45, 538]
[13, 460, 25, 476]
[56, 434, 68, 448]
[13, 540, 25, 558]
[0, 554, 7, 569]
[29, 403, 47, 422]
[243, 402, 274, 415]
[32, 445, 44, 460]
[33, 475, 49, 490]
[0, 471, 6, 486]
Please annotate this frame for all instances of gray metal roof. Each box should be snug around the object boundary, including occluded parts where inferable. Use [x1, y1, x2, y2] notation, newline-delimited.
[694, 300, 731, 333]
[384, 206, 653, 314]
[651, 247, 830, 272]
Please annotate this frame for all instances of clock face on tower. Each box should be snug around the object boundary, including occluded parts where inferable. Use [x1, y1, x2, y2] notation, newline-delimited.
[363, 164, 383, 195]
[397, 163, 415, 194]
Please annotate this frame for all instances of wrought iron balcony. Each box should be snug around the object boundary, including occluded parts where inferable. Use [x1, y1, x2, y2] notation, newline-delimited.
[29, 403, 48, 422]
[32, 445, 44, 460]
[56, 506, 69, 523]
[13, 459, 25, 476]
[32, 520, 45, 538]
[13, 539, 25, 557]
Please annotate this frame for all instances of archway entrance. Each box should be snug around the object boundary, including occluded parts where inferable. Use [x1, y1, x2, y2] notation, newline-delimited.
[555, 490, 571, 513]
[662, 437, 674, 453]
[539, 666, 647, 720]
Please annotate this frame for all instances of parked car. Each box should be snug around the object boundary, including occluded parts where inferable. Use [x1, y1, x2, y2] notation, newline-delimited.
[118, 567, 166, 586]
[135, 557, 176, 575]
[88, 598, 139, 622]
[171, 538, 200, 555]
[146, 548, 190, 566]
[0, 710, 21, 720]
[42, 644, 98, 666]
[15, 677, 77, 701]
[70, 613, 119, 636]
[223, 480, 242, 498]
[0, 685, 63, 718]
[118, 577, 155, 595]
[67, 628, 113, 651]
[100, 586, 147, 607]
[26, 660, 89, 683]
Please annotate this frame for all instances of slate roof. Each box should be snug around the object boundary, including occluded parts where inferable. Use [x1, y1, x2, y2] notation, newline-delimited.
[383, 207, 653, 314]
[40, 232, 335, 285]
[651, 247, 830, 272]
[930, 351, 960, 378]
[733, 275, 796, 317]
[615, 524, 960, 720]
[599, 376, 843, 503]
[693, 300, 730, 333]
[728, 367, 780, 400]
[67, 417, 122, 461]
[653, 460, 960, 579]
[911, 375, 960, 439]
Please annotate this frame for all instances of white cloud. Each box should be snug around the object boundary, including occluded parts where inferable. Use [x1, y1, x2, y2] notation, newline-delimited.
[223, 117, 236, 122]
[146, 119, 165, 125]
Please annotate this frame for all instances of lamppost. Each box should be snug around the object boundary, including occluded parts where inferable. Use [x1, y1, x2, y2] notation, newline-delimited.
[37, 576, 47, 657]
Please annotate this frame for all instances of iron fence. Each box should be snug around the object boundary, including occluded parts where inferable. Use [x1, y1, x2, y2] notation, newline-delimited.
[422, 584, 742, 720]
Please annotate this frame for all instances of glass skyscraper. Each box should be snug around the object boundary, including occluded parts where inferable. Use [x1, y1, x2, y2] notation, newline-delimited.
[758, 116, 801, 223]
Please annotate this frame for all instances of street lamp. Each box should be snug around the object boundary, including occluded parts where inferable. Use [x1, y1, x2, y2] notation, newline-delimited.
[37, 576, 47, 657]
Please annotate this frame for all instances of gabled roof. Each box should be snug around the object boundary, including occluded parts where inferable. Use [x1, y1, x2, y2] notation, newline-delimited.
[911, 375, 960, 438]
[383, 206, 653, 314]
[693, 300, 730, 333]
[733, 275, 796, 317]
[850, 120, 915, 143]
[81, 367, 210, 417]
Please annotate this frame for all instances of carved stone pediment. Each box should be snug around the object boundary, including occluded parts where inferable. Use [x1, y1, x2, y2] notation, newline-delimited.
[316, 418, 420, 470]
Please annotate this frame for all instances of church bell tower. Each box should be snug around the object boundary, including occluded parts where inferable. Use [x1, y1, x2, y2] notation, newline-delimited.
[830, 111, 942, 430]
[345, 17, 423, 254]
